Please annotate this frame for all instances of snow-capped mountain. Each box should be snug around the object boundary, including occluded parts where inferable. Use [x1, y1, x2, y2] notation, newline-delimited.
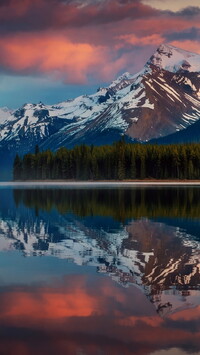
[0, 107, 13, 124]
[148, 44, 200, 73]
[0, 206, 200, 316]
[0, 44, 200, 164]
[1, 185, 200, 315]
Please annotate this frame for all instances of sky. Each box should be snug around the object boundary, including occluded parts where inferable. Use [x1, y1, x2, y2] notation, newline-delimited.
[0, 0, 200, 108]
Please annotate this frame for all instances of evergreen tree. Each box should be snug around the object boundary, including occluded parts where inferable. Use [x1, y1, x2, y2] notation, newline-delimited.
[13, 154, 22, 180]
[13, 142, 200, 181]
[35, 144, 40, 155]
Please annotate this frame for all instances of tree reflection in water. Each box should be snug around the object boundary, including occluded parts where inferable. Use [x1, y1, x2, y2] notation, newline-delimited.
[0, 187, 199, 354]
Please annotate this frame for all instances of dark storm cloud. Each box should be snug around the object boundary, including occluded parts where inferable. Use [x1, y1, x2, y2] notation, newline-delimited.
[176, 6, 200, 17]
[166, 27, 200, 41]
[0, 0, 158, 34]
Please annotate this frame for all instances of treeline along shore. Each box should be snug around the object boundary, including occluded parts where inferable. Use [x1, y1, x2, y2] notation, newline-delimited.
[13, 188, 200, 221]
[13, 141, 200, 181]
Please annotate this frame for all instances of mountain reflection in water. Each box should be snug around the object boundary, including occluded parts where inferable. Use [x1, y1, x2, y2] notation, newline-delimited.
[0, 187, 199, 354]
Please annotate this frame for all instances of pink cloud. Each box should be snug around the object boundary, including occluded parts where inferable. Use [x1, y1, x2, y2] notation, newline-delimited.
[0, 1, 199, 83]
[131, 16, 200, 36]
[118, 33, 165, 47]
[170, 305, 200, 321]
[169, 40, 200, 54]
[0, 274, 199, 355]
[0, 33, 130, 83]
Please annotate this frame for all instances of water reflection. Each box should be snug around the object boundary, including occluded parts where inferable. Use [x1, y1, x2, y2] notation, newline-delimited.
[0, 187, 199, 354]
[13, 187, 200, 220]
[0, 273, 200, 354]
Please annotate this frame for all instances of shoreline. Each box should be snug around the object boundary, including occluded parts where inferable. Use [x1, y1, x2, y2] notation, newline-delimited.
[1, 180, 200, 187]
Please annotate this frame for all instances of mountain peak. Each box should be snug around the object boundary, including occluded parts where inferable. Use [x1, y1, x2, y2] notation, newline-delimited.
[0, 107, 13, 124]
[108, 71, 133, 89]
[147, 43, 200, 73]
[0, 42, 200, 171]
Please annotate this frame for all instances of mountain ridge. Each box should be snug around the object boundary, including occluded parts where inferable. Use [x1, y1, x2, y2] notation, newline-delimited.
[0, 43, 200, 178]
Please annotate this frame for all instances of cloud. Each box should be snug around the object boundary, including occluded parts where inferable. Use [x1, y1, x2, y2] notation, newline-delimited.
[170, 305, 200, 321]
[118, 33, 165, 47]
[0, 0, 199, 98]
[0, 5, 199, 84]
[141, 0, 200, 12]
[0, 33, 130, 83]
[0, 0, 158, 33]
[166, 27, 200, 41]
[168, 40, 200, 54]
[0, 276, 199, 355]
[175, 6, 200, 16]
[129, 16, 200, 36]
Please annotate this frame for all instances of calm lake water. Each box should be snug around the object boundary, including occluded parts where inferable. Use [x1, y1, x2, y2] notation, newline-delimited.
[0, 186, 200, 355]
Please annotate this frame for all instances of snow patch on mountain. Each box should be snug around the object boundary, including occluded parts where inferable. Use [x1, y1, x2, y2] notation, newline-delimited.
[0, 107, 13, 124]
[0, 215, 200, 316]
[0, 43, 200, 152]
[149, 44, 200, 73]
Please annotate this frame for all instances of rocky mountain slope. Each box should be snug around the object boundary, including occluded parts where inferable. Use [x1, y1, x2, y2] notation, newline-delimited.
[0, 44, 200, 175]
[1, 186, 200, 315]
[1, 205, 200, 316]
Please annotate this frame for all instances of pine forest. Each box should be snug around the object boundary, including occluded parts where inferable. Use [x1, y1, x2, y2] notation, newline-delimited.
[13, 141, 200, 181]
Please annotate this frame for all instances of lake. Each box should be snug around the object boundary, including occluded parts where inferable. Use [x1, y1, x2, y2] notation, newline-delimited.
[0, 185, 200, 355]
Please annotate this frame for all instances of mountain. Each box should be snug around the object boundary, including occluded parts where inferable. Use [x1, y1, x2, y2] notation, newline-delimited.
[0, 43, 200, 177]
[0, 107, 13, 124]
[1, 192, 200, 316]
[150, 118, 200, 144]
